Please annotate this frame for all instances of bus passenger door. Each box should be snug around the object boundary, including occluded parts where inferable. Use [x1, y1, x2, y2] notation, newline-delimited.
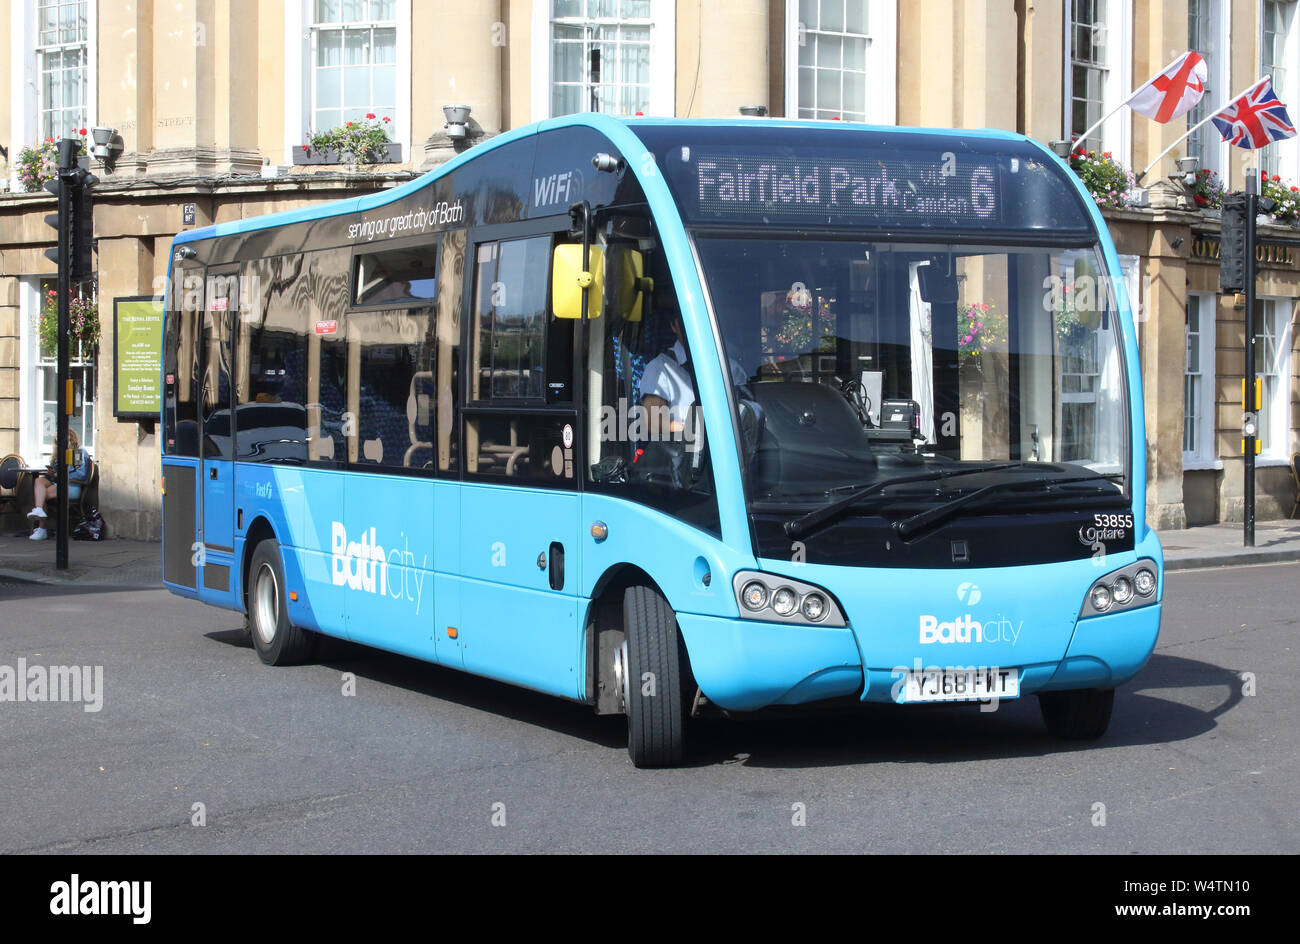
[456, 235, 583, 698]
[198, 265, 238, 601]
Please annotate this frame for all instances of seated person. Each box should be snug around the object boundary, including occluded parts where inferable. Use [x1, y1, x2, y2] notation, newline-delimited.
[29, 429, 92, 541]
[639, 308, 747, 439]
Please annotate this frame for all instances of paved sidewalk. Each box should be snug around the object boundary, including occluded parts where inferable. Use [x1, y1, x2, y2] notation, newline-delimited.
[3, 515, 1300, 590]
[1157, 518, 1300, 571]
[0, 529, 162, 589]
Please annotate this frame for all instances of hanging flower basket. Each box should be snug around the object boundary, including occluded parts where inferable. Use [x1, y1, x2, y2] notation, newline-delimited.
[1068, 148, 1137, 210]
[37, 289, 99, 361]
[15, 131, 89, 192]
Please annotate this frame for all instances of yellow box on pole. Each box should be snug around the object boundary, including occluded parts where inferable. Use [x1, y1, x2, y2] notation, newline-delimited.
[1241, 378, 1261, 410]
[65, 378, 75, 415]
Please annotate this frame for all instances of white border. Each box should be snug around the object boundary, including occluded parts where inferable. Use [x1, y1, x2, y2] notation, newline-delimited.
[530, 0, 675, 122]
[783, 0, 896, 124]
[1063, 0, 1132, 166]
[1257, 296, 1293, 460]
[285, 0, 411, 165]
[1260, 0, 1300, 181]
[1183, 291, 1217, 466]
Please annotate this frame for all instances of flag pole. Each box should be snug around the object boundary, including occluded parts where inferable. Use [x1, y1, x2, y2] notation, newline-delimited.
[1074, 87, 1143, 153]
[1136, 76, 1269, 183]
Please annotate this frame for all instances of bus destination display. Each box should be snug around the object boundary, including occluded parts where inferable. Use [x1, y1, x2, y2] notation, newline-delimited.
[688, 149, 1004, 226]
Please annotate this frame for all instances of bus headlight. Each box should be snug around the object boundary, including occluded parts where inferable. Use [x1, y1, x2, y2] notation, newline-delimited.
[731, 571, 847, 627]
[772, 587, 798, 616]
[741, 581, 769, 611]
[801, 593, 828, 622]
[1080, 559, 1160, 618]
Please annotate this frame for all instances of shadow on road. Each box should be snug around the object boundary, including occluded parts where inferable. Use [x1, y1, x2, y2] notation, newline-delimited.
[203, 626, 629, 750]
[200, 618, 1247, 768]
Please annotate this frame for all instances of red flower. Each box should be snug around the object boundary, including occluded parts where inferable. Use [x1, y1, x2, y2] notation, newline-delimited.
[365, 113, 375, 120]
[302, 144, 308, 152]
[1074, 148, 1085, 157]
[1292, 186, 1299, 193]
[1272, 174, 1281, 181]
[44, 137, 53, 143]
[346, 121, 353, 127]
[382, 116, 390, 122]
[1103, 151, 1112, 158]
[78, 128, 87, 135]
[1194, 194, 1207, 205]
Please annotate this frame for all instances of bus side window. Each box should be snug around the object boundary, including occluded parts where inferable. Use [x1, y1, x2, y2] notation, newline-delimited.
[236, 257, 309, 464]
[164, 264, 202, 457]
[351, 308, 435, 471]
[466, 235, 575, 483]
[436, 229, 465, 472]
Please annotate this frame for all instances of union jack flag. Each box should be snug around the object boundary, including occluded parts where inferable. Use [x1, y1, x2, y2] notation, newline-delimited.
[1211, 78, 1296, 149]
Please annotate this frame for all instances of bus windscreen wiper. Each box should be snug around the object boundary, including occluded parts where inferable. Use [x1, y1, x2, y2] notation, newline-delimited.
[894, 474, 1122, 543]
[783, 462, 1025, 540]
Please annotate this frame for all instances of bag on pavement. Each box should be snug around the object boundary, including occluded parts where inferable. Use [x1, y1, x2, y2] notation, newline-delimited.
[71, 506, 106, 541]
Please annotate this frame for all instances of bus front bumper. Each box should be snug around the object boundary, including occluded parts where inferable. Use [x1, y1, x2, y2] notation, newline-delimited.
[675, 613, 864, 712]
[675, 602, 1161, 712]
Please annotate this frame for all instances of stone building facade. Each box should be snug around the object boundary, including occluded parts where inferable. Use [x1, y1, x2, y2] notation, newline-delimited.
[1, 0, 1297, 538]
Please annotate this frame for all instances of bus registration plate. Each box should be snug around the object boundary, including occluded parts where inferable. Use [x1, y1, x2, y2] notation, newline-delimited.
[901, 667, 1020, 703]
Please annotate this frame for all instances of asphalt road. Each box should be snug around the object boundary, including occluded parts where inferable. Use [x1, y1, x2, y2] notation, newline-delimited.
[0, 563, 1295, 854]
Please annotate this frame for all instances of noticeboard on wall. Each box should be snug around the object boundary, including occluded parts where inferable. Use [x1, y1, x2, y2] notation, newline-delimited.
[113, 296, 164, 419]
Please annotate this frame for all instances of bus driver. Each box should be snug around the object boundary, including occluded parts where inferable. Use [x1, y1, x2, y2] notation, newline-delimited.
[640, 307, 748, 442]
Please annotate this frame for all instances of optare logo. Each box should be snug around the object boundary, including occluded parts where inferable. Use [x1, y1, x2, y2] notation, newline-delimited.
[957, 582, 981, 605]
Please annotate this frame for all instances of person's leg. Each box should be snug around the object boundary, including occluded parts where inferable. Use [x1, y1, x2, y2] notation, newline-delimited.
[31, 476, 53, 517]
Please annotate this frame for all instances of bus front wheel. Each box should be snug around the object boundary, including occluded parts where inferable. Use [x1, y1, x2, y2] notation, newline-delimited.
[623, 585, 690, 768]
[247, 538, 316, 666]
[1038, 688, 1114, 739]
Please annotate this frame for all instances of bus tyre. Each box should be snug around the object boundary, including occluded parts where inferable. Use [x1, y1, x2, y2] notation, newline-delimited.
[623, 585, 689, 768]
[1038, 688, 1114, 739]
[248, 538, 316, 666]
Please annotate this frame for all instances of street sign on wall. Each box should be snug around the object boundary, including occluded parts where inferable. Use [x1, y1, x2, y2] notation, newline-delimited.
[113, 296, 164, 419]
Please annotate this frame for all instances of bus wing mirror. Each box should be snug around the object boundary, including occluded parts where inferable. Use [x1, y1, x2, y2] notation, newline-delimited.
[552, 243, 604, 319]
[608, 246, 649, 323]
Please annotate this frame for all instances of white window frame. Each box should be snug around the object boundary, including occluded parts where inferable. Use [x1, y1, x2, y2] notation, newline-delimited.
[1254, 297, 1293, 462]
[530, 0, 675, 123]
[1260, 0, 1300, 182]
[9, 0, 97, 191]
[1063, 0, 1132, 167]
[1049, 251, 1133, 476]
[1184, 292, 1219, 468]
[783, 0, 897, 125]
[17, 278, 97, 466]
[284, 0, 411, 166]
[1186, 0, 1231, 181]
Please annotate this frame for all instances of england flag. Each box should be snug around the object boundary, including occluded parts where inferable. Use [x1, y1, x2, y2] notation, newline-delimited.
[1129, 52, 1208, 123]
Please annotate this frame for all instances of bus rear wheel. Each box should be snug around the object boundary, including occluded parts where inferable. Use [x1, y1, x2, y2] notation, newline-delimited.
[1038, 688, 1114, 739]
[248, 537, 316, 666]
[623, 585, 690, 768]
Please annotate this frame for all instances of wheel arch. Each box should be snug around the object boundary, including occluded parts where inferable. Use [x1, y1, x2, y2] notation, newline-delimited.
[583, 563, 695, 713]
[239, 515, 279, 613]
